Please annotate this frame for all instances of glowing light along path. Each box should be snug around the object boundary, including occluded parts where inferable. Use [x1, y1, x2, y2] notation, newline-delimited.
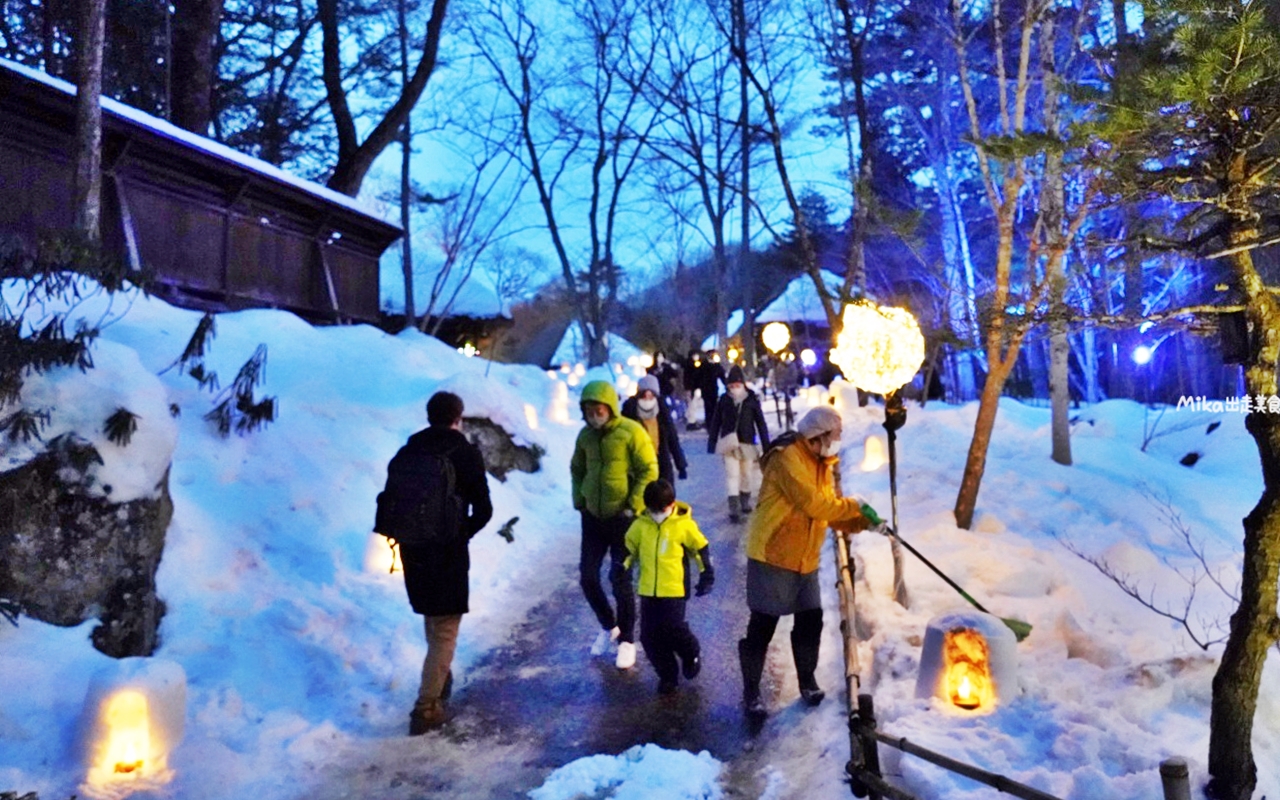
[828, 302, 925, 395]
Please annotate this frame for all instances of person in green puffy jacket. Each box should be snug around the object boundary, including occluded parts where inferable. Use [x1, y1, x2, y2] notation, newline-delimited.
[570, 380, 659, 670]
[624, 479, 714, 695]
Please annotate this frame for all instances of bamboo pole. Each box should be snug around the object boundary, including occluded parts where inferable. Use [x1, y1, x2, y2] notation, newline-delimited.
[1160, 758, 1191, 800]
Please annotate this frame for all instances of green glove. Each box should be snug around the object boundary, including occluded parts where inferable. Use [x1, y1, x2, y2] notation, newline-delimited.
[859, 502, 883, 526]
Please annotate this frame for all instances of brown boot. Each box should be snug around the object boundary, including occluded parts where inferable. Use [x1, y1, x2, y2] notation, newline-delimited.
[408, 699, 447, 735]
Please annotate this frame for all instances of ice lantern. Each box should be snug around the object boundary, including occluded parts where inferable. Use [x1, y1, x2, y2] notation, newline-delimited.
[915, 611, 1017, 713]
[80, 658, 186, 799]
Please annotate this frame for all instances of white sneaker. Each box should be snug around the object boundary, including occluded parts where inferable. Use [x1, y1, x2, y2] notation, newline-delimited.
[591, 627, 621, 656]
[616, 641, 637, 670]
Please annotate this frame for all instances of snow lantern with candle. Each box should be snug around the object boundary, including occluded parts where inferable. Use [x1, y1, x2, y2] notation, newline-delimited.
[915, 610, 1018, 713]
[80, 658, 186, 798]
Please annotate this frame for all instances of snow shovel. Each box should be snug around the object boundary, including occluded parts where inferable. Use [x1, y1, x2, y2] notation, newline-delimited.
[881, 525, 1033, 643]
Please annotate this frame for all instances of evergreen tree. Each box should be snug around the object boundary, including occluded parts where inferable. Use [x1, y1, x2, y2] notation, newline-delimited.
[1099, 2, 1280, 797]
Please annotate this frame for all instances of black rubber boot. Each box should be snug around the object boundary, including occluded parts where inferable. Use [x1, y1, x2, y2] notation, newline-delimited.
[728, 495, 742, 524]
[738, 638, 767, 717]
[739, 492, 753, 513]
[792, 631, 824, 706]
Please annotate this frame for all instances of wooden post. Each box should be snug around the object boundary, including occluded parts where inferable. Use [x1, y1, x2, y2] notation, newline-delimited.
[857, 693, 883, 800]
[1160, 758, 1191, 800]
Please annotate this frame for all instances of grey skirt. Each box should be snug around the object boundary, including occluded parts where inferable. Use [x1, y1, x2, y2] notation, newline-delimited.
[746, 558, 821, 616]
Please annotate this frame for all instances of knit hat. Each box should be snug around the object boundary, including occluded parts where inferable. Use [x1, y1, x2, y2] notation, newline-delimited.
[726, 365, 746, 386]
[797, 405, 842, 439]
[637, 374, 660, 396]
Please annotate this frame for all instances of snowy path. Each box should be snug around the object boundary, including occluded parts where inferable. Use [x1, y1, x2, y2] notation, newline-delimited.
[311, 425, 846, 798]
[442, 431, 771, 796]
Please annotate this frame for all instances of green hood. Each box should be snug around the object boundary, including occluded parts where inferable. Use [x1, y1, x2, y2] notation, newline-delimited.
[580, 380, 621, 417]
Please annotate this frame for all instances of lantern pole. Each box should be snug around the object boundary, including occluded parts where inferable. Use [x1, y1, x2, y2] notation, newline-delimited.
[884, 389, 909, 609]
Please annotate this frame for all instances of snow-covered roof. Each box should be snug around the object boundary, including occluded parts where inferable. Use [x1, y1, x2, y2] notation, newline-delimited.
[756, 270, 844, 325]
[700, 309, 745, 351]
[0, 58, 394, 227]
[551, 322, 645, 368]
[379, 258, 504, 319]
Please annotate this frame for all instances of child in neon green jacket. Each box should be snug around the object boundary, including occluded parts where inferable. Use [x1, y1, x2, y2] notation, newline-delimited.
[624, 479, 715, 694]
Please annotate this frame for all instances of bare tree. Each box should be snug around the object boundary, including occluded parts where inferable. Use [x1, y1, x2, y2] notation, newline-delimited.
[319, 0, 449, 196]
[468, 0, 666, 366]
[949, 0, 1097, 529]
[639, 0, 744, 353]
[720, 0, 843, 333]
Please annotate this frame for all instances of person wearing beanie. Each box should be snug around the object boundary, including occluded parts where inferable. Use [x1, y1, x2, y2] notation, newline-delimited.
[736, 404, 879, 718]
[571, 380, 659, 670]
[706, 364, 770, 523]
[622, 374, 689, 485]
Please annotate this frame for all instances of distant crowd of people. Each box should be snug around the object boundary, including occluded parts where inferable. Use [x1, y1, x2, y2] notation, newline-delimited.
[376, 363, 881, 735]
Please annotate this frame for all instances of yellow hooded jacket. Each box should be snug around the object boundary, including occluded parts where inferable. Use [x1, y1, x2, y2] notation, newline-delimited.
[624, 502, 709, 598]
[745, 437, 866, 574]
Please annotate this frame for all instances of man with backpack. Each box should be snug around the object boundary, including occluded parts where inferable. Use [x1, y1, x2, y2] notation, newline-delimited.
[375, 391, 493, 735]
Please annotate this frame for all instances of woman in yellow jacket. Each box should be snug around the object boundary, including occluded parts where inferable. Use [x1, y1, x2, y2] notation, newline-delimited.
[739, 405, 879, 717]
[625, 479, 714, 694]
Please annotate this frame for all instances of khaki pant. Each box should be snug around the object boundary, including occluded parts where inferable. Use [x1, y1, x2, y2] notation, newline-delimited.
[414, 614, 461, 712]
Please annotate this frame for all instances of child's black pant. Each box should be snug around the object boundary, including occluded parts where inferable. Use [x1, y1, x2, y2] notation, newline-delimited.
[639, 596, 700, 683]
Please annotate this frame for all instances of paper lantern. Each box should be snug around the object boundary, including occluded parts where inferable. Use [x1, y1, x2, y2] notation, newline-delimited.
[80, 658, 186, 798]
[761, 322, 791, 354]
[829, 301, 925, 395]
[915, 611, 1018, 714]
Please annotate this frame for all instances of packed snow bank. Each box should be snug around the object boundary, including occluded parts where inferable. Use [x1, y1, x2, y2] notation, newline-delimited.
[818, 382, 1276, 799]
[529, 744, 722, 800]
[0, 280, 585, 799]
[2, 337, 177, 502]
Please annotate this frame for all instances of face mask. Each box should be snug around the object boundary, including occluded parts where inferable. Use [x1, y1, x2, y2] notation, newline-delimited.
[651, 505, 675, 524]
[729, 385, 747, 401]
[822, 436, 842, 457]
[637, 397, 659, 412]
[585, 410, 610, 429]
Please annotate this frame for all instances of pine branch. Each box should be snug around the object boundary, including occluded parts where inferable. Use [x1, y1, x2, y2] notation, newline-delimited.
[103, 407, 140, 447]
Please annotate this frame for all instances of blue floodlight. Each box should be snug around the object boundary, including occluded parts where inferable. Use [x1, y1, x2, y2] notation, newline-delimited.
[1132, 345, 1153, 365]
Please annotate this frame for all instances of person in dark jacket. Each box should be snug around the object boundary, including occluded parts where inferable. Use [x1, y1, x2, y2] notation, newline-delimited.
[696, 352, 726, 430]
[382, 391, 493, 735]
[707, 365, 770, 523]
[622, 374, 689, 486]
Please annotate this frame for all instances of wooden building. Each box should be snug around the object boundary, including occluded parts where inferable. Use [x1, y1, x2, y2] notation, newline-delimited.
[0, 59, 400, 324]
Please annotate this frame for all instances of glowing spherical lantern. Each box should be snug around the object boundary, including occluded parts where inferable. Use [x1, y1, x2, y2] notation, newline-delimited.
[828, 301, 925, 395]
[727, 347, 740, 363]
[800, 348, 818, 367]
[762, 322, 791, 354]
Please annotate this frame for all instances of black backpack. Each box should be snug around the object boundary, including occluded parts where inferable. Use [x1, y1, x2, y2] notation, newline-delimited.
[375, 444, 463, 546]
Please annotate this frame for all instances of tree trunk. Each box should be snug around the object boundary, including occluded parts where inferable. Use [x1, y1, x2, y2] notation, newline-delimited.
[397, 0, 415, 328]
[321, 0, 450, 197]
[953, 355, 1015, 529]
[1206, 239, 1280, 800]
[736, 0, 752, 368]
[72, 0, 106, 241]
[170, 0, 224, 134]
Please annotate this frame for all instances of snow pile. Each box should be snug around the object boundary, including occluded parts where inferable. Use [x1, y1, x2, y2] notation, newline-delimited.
[0, 279, 583, 799]
[529, 743, 722, 800]
[825, 385, 1276, 799]
[2, 337, 177, 502]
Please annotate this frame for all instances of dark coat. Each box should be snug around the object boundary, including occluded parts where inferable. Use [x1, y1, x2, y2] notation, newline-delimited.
[696, 361, 726, 396]
[707, 390, 771, 454]
[621, 395, 688, 484]
[393, 426, 493, 616]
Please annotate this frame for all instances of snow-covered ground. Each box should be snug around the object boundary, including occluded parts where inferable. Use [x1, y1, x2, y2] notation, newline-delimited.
[1, 281, 1276, 799]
